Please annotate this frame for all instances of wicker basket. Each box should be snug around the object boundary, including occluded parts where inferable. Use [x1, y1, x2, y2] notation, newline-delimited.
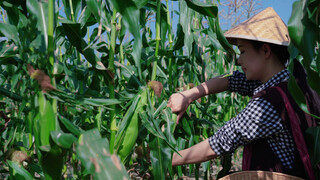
[219, 171, 304, 180]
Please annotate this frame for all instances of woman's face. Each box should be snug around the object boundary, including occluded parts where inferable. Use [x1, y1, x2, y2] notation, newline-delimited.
[237, 39, 266, 81]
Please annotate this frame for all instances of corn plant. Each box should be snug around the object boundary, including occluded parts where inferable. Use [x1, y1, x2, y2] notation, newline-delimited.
[0, 0, 317, 179]
[287, 0, 320, 179]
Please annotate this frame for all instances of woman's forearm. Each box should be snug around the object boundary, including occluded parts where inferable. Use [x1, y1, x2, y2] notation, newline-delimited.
[184, 75, 229, 102]
[172, 139, 218, 166]
[167, 75, 229, 123]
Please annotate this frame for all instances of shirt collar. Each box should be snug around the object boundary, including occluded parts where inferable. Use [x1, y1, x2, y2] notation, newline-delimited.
[253, 69, 290, 95]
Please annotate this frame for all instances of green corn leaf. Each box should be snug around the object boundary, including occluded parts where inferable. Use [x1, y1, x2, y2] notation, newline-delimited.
[109, 0, 142, 80]
[287, 73, 310, 113]
[163, 108, 177, 141]
[57, 16, 74, 24]
[180, 0, 194, 57]
[306, 67, 320, 95]
[149, 134, 171, 180]
[286, 44, 311, 114]
[61, 22, 82, 50]
[58, 115, 82, 137]
[26, 0, 48, 48]
[47, 89, 123, 107]
[77, 5, 92, 28]
[0, 23, 19, 45]
[40, 150, 64, 180]
[82, 98, 122, 107]
[207, 29, 223, 50]
[288, 0, 317, 66]
[287, 54, 320, 119]
[153, 100, 167, 117]
[62, 22, 106, 70]
[132, 0, 148, 9]
[76, 129, 130, 180]
[0, 41, 19, 65]
[38, 92, 56, 146]
[50, 130, 77, 149]
[213, 16, 235, 62]
[0, 86, 22, 101]
[11, 72, 21, 91]
[184, 0, 218, 18]
[61, 0, 82, 22]
[116, 89, 147, 162]
[114, 93, 140, 151]
[1, 3, 20, 26]
[181, 116, 192, 136]
[176, 137, 186, 177]
[216, 154, 232, 179]
[0, 56, 18, 66]
[305, 127, 320, 179]
[140, 111, 179, 155]
[140, 112, 162, 139]
[146, 1, 168, 48]
[86, 0, 111, 31]
[7, 160, 33, 180]
[32, 111, 41, 154]
[172, 23, 185, 51]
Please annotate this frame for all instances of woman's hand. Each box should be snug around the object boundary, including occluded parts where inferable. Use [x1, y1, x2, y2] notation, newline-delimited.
[167, 92, 192, 124]
[167, 75, 229, 124]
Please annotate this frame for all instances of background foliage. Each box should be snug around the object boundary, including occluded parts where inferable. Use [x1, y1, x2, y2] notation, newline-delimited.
[0, 0, 318, 179]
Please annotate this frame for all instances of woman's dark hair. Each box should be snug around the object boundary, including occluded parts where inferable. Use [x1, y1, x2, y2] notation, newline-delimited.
[249, 40, 290, 65]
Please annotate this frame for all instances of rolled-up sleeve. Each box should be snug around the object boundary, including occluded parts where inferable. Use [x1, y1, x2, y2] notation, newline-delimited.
[228, 71, 262, 96]
[208, 97, 284, 156]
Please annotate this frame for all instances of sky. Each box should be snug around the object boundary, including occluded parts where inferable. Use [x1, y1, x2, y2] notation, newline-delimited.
[164, 0, 297, 33]
[217, 0, 297, 30]
[259, 0, 296, 24]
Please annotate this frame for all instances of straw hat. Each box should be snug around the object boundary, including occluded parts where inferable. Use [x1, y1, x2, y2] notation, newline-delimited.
[224, 7, 290, 46]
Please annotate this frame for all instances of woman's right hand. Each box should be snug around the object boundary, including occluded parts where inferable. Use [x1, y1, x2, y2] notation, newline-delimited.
[167, 91, 192, 124]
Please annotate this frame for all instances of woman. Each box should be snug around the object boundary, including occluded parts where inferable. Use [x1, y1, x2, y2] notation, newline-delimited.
[167, 7, 318, 179]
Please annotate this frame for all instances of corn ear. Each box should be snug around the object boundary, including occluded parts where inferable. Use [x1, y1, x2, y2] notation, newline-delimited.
[115, 88, 147, 163]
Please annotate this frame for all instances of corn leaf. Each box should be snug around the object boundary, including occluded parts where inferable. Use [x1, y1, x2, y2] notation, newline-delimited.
[109, 0, 142, 80]
[86, 0, 111, 31]
[0, 86, 22, 101]
[50, 130, 77, 149]
[58, 115, 82, 137]
[8, 160, 33, 180]
[38, 92, 56, 146]
[288, 0, 317, 67]
[0, 23, 19, 45]
[76, 128, 130, 180]
[26, 0, 48, 48]
[180, 0, 193, 57]
[62, 22, 106, 70]
[185, 0, 218, 18]
[305, 127, 320, 179]
[149, 134, 171, 180]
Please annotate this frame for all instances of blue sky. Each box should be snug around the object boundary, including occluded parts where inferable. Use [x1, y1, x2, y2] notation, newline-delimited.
[259, 0, 296, 24]
[165, 0, 297, 33]
[217, 0, 297, 30]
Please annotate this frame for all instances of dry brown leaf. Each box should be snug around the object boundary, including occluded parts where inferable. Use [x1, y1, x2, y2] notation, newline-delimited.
[27, 64, 56, 92]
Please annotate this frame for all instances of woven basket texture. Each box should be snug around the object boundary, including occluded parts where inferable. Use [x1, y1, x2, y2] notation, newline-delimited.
[219, 171, 304, 180]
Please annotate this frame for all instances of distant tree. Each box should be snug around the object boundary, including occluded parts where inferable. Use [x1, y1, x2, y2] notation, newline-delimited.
[218, 0, 262, 30]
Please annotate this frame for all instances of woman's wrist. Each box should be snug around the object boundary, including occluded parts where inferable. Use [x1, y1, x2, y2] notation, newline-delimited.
[182, 86, 206, 103]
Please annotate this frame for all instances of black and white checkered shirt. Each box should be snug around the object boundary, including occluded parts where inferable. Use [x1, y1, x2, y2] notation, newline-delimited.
[208, 69, 295, 168]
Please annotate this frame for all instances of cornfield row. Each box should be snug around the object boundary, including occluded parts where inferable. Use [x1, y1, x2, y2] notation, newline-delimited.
[0, 0, 319, 179]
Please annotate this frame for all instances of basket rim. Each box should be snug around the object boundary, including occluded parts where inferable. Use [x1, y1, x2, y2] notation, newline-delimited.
[219, 170, 304, 180]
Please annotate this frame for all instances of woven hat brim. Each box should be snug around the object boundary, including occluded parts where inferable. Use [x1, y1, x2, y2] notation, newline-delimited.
[224, 7, 290, 46]
[225, 35, 290, 46]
